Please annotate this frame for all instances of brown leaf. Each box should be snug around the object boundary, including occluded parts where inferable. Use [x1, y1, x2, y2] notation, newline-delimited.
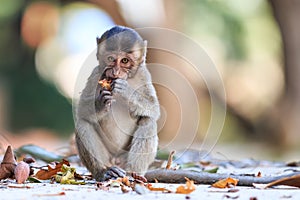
[0, 145, 17, 180]
[14, 161, 30, 184]
[264, 174, 300, 188]
[212, 177, 239, 188]
[117, 176, 131, 187]
[175, 177, 196, 194]
[35, 159, 70, 180]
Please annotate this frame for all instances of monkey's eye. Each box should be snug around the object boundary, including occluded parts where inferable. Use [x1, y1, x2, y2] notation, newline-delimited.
[121, 58, 129, 64]
[107, 56, 115, 62]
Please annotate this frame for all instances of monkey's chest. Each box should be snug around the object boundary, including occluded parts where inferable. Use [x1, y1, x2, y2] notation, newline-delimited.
[99, 97, 138, 153]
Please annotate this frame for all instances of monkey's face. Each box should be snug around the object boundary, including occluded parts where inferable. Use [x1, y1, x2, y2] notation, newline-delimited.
[101, 48, 144, 80]
[96, 26, 147, 80]
[102, 52, 133, 80]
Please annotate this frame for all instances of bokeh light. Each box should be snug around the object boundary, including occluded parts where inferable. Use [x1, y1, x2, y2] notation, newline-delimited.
[34, 2, 115, 99]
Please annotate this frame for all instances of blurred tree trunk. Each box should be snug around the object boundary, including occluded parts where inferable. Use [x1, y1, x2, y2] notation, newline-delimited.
[269, 0, 300, 146]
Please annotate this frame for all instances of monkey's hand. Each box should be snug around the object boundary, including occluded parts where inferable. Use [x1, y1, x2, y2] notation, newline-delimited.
[103, 166, 126, 180]
[112, 79, 133, 98]
[95, 89, 113, 111]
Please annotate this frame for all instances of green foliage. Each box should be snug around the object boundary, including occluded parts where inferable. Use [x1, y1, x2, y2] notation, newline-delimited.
[183, 0, 279, 61]
[0, 0, 73, 135]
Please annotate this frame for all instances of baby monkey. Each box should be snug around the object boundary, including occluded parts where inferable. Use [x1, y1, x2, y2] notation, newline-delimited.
[75, 26, 160, 181]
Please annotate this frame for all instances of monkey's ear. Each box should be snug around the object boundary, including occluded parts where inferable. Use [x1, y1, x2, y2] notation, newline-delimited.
[143, 40, 148, 55]
[143, 40, 148, 48]
[96, 37, 101, 45]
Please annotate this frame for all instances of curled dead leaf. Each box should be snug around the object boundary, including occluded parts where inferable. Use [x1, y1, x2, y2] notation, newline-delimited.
[35, 159, 70, 180]
[212, 177, 239, 188]
[258, 174, 300, 188]
[117, 176, 131, 187]
[175, 177, 196, 194]
[147, 183, 172, 193]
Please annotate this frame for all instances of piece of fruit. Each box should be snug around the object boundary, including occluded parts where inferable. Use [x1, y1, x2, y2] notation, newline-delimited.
[99, 79, 112, 90]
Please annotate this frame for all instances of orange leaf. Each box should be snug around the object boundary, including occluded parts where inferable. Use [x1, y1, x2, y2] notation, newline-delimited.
[35, 159, 70, 180]
[175, 177, 196, 194]
[212, 177, 239, 188]
[147, 183, 172, 193]
[116, 176, 131, 187]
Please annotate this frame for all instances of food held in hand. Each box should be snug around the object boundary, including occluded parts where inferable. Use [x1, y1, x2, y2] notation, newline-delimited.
[98, 79, 112, 90]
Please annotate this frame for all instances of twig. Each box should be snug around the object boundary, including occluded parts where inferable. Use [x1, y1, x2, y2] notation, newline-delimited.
[166, 151, 175, 169]
[145, 169, 300, 186]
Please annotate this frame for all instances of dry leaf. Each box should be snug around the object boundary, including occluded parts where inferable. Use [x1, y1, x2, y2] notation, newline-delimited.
[35, 159, 70, 180]
[263, 174, 300, 188]
[175, 177, 196, 194]
[0, 145, 17, 180]
[212, 177, 239, 188]
[166, 150, 176, 170]
[14, 161, 30, 184]
[117, 176, 131, 187]
[55, 164, 85, 185]
[147, 183, 172, 193]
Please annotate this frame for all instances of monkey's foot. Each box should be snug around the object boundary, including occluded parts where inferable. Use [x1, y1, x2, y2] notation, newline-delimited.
[103, 166, 126, 180]
[128, 172, 148, 183]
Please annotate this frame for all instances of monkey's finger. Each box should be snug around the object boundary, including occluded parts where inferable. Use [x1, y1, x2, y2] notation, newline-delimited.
[103, 171, 118, 180]
[100, 90, 112, 96]
[112, 79, 127, 90]
[98, 91, 112, 101]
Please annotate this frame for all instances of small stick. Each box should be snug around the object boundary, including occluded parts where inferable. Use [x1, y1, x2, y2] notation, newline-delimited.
[166, 150, 176, 170]
[145, 169, 300, 186]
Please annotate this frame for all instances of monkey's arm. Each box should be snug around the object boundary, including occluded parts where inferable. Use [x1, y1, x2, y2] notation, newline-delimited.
[113, 78, 160, 119]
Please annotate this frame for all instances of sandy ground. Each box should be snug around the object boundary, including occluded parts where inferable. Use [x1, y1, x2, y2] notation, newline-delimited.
[1, 166, 300, 200]
[1, 181, 300, 200]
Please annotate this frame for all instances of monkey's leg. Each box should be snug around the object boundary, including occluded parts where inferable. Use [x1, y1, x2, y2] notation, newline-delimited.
[75, 121, 112, 181]
[126, 117, 158, 175]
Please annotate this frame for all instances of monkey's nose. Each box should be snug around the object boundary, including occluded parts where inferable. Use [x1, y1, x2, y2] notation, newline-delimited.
[112, 68, 120, 77]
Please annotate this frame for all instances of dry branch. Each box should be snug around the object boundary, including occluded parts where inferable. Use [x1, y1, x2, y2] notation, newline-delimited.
[145, 169, 300, 186]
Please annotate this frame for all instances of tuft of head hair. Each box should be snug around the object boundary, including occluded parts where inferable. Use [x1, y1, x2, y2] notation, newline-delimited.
[96, 26, 145, 53]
